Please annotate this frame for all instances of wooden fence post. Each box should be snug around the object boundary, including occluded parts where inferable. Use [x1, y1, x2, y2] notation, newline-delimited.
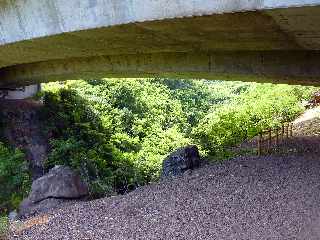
[267, 129, 272, 153]
[258, 132, 262, 156]
[255, 122, 292, 157]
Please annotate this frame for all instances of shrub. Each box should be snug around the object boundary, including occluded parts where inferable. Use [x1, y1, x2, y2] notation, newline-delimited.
[0, 143, 30, 215]
[193, 84, 313, 157]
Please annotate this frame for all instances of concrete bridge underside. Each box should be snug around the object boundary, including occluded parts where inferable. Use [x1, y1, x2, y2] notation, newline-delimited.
[1, 1, 320, 87]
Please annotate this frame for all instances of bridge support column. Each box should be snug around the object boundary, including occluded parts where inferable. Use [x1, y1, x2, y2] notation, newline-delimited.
[0, 84, 41, 100]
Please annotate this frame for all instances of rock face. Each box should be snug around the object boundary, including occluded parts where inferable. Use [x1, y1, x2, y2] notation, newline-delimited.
[19, 166, 88, 219]
[161, 145, 201, 178]
[0, 100, 48, 180]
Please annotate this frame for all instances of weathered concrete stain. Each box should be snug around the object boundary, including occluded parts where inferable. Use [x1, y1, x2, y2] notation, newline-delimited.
[1, 51, 320, 87]
[0, 10, 303, 69]
[0, 0, 318, 45]
[266, 7, 320, 49]
[88, 0, 97, 9]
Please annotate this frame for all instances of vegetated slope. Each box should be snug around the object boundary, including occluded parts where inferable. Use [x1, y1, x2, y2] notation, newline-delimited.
[13, 107, 320, 240]
[0, 100, 46, 215]
[1, 79, 313, 218]
[39, 79, 314, 198]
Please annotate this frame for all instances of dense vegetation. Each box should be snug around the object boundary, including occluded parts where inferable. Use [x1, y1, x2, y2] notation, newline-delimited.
[39, 79, 314, 197]
[194, 84, 312, 157]
[0, 78, 316, 214]
[0, 143, 31, 215]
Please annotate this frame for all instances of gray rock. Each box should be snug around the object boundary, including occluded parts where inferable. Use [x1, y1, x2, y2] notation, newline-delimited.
[28, 165, 88, 203]
[161, 145, 201, 178]
[19, 165, 88, 218]
[8, 211, 18, 221]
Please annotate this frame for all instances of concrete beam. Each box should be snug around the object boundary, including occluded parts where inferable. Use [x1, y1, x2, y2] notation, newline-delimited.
[1, 51, 320, 87]
[1, 1, 320, 86]
[0, 9, 303, 69]
[1, 0, 319, 46]
[0, 84, 40, 99]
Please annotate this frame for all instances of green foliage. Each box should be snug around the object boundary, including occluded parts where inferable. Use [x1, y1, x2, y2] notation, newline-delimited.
[193, 83, 313, 157]
[0, 143, 31, 215]
[0, 78, 313, 216]
[0, 216, 8, 239]
[41, 80, 191, 196]
[41, 79, 315, 198]
[156, 79, 251, 131]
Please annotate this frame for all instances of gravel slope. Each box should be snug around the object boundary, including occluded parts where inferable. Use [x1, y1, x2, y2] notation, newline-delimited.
[12, 108, 320, 240]
[12, 152, 320, 240]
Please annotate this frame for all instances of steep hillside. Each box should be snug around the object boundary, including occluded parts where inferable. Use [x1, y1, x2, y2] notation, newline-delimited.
[11, 106, 320, 240]
[1, 80, 318, 240]
[0, 100, 48, 180]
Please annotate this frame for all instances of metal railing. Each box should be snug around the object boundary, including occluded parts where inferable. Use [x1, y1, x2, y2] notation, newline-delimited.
[257, 122, 294, 156]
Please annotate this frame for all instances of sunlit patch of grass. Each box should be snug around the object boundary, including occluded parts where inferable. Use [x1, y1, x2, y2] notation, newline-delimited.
[10, 215, 49, 234]
[0, 217, 8, 240]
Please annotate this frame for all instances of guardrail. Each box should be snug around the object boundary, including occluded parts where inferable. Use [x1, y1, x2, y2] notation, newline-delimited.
[257, 122, 294, 156]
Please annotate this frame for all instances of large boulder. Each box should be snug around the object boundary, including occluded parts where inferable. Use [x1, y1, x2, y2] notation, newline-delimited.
[161, 145, 201, 179]
[19, 165, 88, 218]
[27, 165, 88, 202]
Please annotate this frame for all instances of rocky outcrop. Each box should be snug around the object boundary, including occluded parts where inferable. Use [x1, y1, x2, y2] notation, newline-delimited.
[161, 145, 201, 178]
[19, 166, 89, 219]
[0, 100, 48, 180]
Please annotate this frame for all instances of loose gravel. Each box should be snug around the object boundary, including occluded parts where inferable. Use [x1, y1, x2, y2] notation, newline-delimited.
[12, 152, 320, 240]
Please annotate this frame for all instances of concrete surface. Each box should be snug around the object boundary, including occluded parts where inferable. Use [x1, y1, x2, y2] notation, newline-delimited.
[0, 84, 40, 99]
[0, 1, 320, 86]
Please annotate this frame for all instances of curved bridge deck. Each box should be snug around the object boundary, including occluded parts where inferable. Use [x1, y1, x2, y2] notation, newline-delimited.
[0, 1, 320, 86]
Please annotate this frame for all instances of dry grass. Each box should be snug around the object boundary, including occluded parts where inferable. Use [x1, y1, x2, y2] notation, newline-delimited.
[9, 215, 49, 236]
